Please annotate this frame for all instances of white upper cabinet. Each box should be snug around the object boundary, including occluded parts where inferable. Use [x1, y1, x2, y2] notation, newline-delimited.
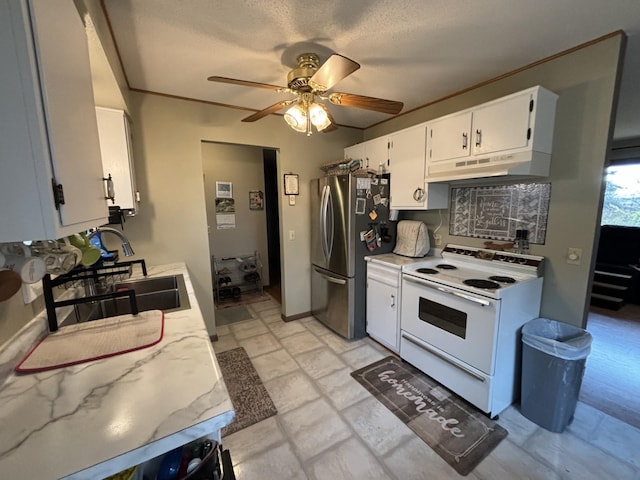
[0, 0, 107, 242]
[388, 125, 448, 210]
[96, 107, 139, 216]
[344, 136, 390, 170]
[472, 91, 534, 155]
[426, 86, 558, 182]
[427, 111, 473, 163]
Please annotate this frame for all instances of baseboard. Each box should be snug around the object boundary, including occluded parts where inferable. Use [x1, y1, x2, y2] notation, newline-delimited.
[281, 311, 311, 322]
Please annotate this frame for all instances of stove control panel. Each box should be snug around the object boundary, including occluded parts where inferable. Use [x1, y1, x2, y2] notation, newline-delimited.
[477, 250, 496, 260]
[442, 244, 544, 268]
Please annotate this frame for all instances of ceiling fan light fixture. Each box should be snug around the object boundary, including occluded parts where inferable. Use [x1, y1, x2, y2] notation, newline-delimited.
[309, 103, 332, 131]
[284, 104, 307, 132]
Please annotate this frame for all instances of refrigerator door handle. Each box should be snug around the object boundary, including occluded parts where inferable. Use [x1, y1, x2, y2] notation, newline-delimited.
[326, 186, 334, 259]
[313, 267, 347, 285]
[320, 184, 334, 261]
[320, 185, 330, 261]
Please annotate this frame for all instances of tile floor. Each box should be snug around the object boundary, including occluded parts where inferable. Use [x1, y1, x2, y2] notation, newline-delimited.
[213, 298, 640, 480]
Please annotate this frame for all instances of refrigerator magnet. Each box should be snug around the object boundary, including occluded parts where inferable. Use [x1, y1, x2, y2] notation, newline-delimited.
[355, 198, 366, 214]
[369, 209, 378, 220]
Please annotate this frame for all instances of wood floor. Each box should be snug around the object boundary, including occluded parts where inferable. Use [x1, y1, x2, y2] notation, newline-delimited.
[580, 304, 640, 428]
[263, 282, 281, 304]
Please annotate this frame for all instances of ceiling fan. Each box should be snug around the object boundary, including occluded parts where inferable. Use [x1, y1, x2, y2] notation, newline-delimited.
[208, 53, 404, 135]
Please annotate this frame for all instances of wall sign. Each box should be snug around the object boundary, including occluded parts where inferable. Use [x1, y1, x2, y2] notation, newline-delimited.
[449, 183, 551, 244]
[216, 181, 233, 198]
[284, 174, 299, 195]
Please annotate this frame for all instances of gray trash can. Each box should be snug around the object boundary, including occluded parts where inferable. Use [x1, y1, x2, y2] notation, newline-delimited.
[520, 317, 592, 432]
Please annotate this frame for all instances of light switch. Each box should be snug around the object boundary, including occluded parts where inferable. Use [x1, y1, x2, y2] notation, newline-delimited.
[289, 230, 295, 241]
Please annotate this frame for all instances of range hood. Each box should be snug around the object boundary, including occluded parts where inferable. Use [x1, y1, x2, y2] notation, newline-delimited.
[427, 149, 551, 183]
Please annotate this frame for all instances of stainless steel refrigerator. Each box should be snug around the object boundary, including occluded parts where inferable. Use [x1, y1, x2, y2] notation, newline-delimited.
[310, 173, 395, 339]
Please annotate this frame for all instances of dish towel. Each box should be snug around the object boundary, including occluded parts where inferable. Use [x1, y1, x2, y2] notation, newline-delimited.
[15, 310, 164, 373]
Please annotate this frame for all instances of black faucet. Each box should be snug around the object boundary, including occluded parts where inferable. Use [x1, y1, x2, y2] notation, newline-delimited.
[42, 259, 147, 332]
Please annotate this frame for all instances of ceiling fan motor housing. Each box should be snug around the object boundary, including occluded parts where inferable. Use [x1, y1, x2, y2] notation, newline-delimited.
[287, 53, 320, 91]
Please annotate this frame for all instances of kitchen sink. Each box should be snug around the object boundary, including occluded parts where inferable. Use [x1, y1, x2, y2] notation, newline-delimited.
[115, 276, 181, 295]
[70, 274, 190, 323]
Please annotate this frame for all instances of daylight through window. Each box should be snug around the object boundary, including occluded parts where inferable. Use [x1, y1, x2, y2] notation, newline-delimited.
[601, 163, 640, 227]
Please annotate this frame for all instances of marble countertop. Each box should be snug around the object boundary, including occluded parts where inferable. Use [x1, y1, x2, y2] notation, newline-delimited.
[365, 252, 438, 269]
[0, 263, 234, 480]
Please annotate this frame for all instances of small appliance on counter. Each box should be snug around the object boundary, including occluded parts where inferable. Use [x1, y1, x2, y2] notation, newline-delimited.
[393, 220, 430, 258]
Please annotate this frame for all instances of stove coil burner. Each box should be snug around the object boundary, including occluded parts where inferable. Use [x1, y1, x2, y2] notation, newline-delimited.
[416, 268, 439, 274]
[488, 275, 516, 284]
[463, 279, 501, 289]
[436, 264, 457, 270]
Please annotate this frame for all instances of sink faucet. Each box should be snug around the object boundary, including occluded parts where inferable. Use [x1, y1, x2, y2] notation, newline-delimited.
[88, 226, 135, 257]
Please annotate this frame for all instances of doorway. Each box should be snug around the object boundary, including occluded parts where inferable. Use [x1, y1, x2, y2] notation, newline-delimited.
[583, 160, 640, 428]
[202, 142, 282, 313]
[262, 149, 281, 304]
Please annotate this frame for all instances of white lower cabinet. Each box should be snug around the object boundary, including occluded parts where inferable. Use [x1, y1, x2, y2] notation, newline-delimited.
[366, 261, 401, 352]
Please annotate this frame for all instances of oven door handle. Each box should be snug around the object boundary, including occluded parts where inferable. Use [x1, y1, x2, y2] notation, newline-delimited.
[404, 276, 491, 307]
[401, 331, 487, 383]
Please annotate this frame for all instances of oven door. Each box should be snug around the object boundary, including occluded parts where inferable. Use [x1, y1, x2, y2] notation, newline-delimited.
[400, 274, 500, 375]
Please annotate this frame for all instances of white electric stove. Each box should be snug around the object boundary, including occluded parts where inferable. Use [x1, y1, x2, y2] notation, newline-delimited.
[399, 244, 545, 417]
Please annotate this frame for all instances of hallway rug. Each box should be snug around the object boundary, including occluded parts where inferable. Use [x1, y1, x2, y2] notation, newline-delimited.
[351, 356, 507, 476]
[215, 290, 270, 309]
[216, 347, 277, 437]
[215, 305, 253, 325]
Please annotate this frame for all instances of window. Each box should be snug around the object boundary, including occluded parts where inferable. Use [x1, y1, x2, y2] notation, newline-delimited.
[601, 163, 640, 227]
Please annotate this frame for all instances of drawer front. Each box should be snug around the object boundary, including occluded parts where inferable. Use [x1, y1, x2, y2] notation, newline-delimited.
[367, 262, 400, 287]
[400, 331, 492, 414]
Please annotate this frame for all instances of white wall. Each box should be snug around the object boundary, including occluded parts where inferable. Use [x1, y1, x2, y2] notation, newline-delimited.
[365, 34, 626, 327]
[123, 92, 361, 333]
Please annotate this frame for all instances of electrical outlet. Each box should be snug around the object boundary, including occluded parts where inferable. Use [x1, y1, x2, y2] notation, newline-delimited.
[567, 247, 582, 265]
[434, 234, 442, 247]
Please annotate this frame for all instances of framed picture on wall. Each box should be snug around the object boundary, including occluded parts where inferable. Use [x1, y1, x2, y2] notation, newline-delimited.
[284, 174, 299, 195]
[216, 181, 233, 199]
[249, 190, 264, 210]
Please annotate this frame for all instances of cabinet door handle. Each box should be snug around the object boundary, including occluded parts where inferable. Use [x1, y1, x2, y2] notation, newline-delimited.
[462, 132, 468, 149]
[475, 129, 482, 147]
[103, 174, 115, 204]
[413, 187, 425, 202]
[390, 294, 395, 308]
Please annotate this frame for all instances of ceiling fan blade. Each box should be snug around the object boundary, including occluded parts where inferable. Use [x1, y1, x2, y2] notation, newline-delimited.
[207, 75, 284, 91]
[242, 100, 294, 122]
[309, 54, 360, 92]
[328, 92, 403, 115]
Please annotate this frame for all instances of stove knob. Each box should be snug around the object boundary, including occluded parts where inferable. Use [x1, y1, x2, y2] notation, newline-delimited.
[518, 258, 528, 265]
[507, 257, 516, 263]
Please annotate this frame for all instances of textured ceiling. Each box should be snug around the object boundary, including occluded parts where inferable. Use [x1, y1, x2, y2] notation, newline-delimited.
[103, 0, 640, 139]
